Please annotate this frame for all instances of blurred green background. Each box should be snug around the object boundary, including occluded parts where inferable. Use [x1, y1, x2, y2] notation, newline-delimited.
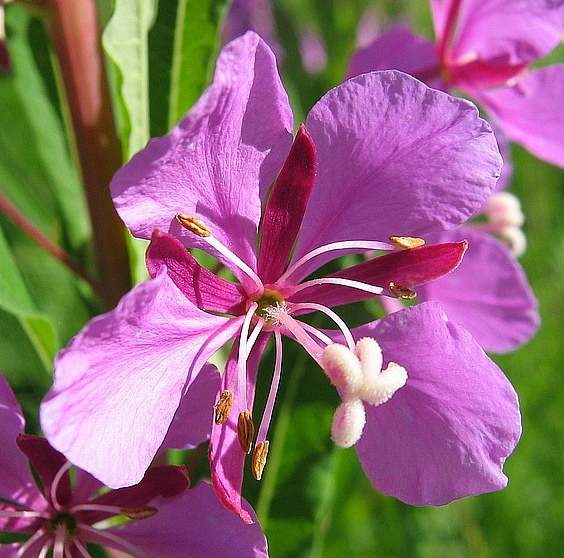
[1, 0, 563, 556]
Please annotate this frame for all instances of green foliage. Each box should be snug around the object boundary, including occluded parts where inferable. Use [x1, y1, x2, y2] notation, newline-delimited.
[103, 0, 158, 160]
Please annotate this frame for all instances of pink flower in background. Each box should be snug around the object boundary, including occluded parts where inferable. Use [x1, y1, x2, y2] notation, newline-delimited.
[0, 373, 268, 558]
[348, 0, 564, 167]
[347, 0, 548, 352]
[40, 31, 520, 523]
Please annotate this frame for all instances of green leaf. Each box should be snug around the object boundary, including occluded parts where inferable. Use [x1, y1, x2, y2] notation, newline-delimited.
[0, 221, 37, 316]
[0, 225, 57, 389]
[102, 0, 158, 159]
[168, 0, 229, 128]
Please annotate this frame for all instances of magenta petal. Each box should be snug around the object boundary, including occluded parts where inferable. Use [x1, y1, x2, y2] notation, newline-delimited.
[258, 124, 317, 284]
[418, 228, 539, 353]
[353, 302, 521, 505]
[106, 482, 268, 558]
[346, 26, 443, 88]
[448, 0, 564, 65]
[471, 65, 564, 168]
[40, 268, 243, 489]
[160, 363, 220, 451]
[295, 70, 501, 267]
[209, 333, 270, 524]
[147, 229, 246, 314]
[111, 31, 293, 274]
[0, 376, 46, 528]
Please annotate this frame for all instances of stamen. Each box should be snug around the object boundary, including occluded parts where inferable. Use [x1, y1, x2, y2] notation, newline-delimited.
[0, 508, 50, 520]
[380, 296, 404, 315]
[388, 281, 417, 300]
[16, 527, 49, 558]
[246, 321, 264, 354]
[51, 460, 73, 511]
[70, 503, 156, 519]
[278, 239, 395, 284]
[77, 524, 145, 557]
[256, 331, 283, 445]
[290, 302, 355, 351]
[251, 441, 270, 481]
[176, 213, 211, 237]
[73, 539, 94, 558]
[214, 390, 234, 425]
[390, 236, 425, 249]
[176, 213, 264, 295]
[289, 277, 384, 297]
[237, 410, 255, 454]
[120, 507, 158, 519]
[38, 540, 52, 558]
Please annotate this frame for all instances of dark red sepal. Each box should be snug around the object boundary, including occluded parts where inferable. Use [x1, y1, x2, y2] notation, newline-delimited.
[84, 465, 190, 524]
[147, 229, 246, 314]
[257, 124, 317, 284]
[16, 434, 73, 506]
[290, 241, 467, 308]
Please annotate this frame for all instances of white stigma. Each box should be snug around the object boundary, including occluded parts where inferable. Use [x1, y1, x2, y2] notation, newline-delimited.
[484, 192, 527, 257]
[331, 399, 366, 448]
[322, 337, 408, 448]
[485, 192, 525, 228]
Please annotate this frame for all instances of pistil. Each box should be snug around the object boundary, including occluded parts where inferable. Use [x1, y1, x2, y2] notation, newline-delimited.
[322, 338, 408, 448]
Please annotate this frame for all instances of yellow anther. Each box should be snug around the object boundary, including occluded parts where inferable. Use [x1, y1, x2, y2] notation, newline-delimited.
[213, 390, 234, 425]
[390, 236, 425, 249]
[120, 507, 158, 519]
[251, 440, 270, 480]
[237, 410, 255, 454]
[176, 213, 211, 237]
[388, 281, 417, 300]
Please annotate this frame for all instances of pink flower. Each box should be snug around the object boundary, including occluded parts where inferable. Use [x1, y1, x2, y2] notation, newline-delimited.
[0, 372, 268, 557]
[348, 0, 564, 167]
[41, 32, 520, 524]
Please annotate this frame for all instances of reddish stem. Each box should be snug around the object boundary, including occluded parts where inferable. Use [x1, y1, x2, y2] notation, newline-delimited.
[0, 189, 99, 290]
[36, 0, 131, 309]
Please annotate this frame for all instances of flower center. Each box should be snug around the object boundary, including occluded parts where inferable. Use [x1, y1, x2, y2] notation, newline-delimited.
[50, 511, 77, 537]
[253, 289, 285, 323]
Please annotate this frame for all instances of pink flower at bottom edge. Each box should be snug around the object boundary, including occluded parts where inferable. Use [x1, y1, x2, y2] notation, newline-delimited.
[0, 372, 268, 558]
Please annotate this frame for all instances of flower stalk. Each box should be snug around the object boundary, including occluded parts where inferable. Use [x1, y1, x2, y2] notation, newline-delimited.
[35, 0, 131, 309]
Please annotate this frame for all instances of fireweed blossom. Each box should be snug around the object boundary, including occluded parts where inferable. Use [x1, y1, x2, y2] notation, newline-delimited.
[41, 32, 520, 522]
[0, 373, 268, 557]
[347, 2, 545, 351]
[348, 0, 564, 167]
